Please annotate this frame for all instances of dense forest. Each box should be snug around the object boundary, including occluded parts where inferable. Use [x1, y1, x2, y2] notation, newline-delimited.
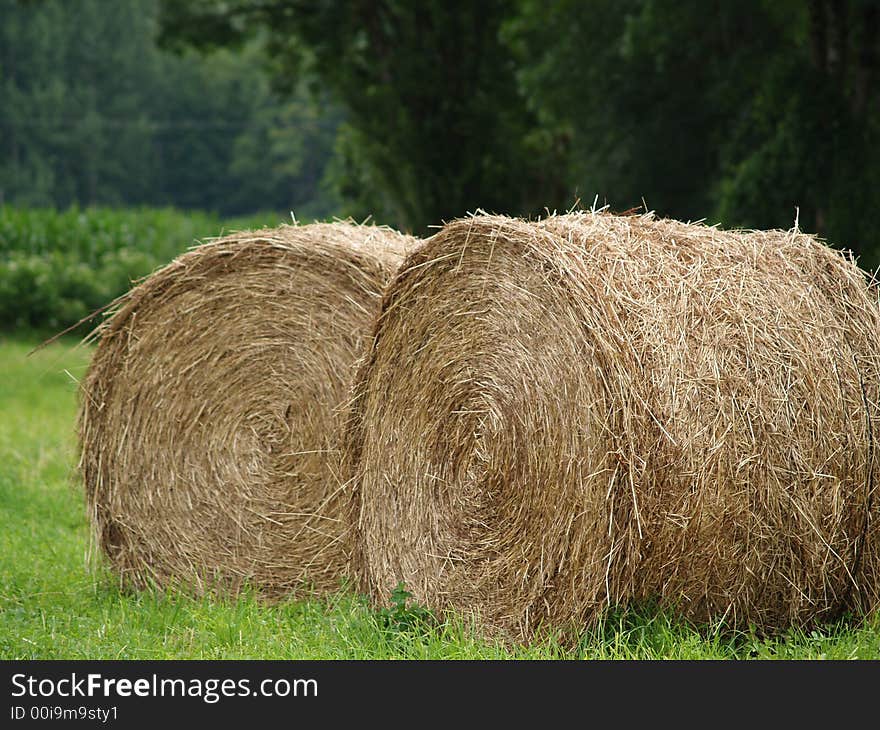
[0, 0, 341, 218]
[2, 0, 879, 259]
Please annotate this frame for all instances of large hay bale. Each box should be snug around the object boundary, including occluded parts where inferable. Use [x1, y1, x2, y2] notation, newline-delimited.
[346, 212, 880, 640]
[80, 221, 413, 597]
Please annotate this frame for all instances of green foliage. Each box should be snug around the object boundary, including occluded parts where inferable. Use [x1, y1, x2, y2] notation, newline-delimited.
[712, 3, 880, 267]
[160, 0, 569, 233]
[5, 0, 880, 257]
[0, 0, 340, 218]
[509, 0, 880, 261]
[374, 582, 436, 638]
[0, 206, 284, 331]
[510, 0, 787, 219]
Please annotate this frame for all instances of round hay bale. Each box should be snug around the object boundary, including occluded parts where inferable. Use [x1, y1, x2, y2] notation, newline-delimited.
[80, 221, 413, 598]
[346, 212, 880, 640]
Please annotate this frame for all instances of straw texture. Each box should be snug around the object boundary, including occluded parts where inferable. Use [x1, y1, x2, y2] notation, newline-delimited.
[346, 212, 880, 640]
[80, 221, 412, 597]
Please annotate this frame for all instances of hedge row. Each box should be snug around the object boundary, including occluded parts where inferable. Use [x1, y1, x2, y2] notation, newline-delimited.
[0, 207, 282, 331]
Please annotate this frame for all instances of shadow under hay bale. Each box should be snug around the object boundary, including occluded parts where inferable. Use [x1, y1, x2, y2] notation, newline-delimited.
[346, 212, 880, 641]
[80, 221, 413, 598]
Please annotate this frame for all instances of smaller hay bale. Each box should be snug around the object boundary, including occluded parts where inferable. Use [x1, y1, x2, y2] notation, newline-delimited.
[80, 221, 413, 598]
[346, 212, 880, 641]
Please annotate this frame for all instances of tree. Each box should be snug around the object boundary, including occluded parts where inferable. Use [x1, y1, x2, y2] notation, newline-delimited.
[159, 0, 568, 232]
[0, 0, 339, 217]
[511, 0, 880, 259]
[716, 0, 880, 262]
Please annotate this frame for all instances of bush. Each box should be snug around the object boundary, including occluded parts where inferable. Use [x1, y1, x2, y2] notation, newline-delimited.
[0, 206, 286, 331]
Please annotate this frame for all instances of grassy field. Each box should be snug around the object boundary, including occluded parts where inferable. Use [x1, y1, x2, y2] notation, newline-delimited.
[1, 336, 879, 659]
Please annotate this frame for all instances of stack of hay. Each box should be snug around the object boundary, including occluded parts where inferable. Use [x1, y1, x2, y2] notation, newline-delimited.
[79, 211, 880, 643]
[79, 221, 413, 598]
[344, 212, 880, 640]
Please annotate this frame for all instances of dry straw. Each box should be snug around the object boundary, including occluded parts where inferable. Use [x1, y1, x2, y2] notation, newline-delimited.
[80, 221, 412, 598]
[346, 211, 880, 641]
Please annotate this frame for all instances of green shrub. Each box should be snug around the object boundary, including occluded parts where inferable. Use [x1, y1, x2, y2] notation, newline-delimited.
[0, 206, 286, 331]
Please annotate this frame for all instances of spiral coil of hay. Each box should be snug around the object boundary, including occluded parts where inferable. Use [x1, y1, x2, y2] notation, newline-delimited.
[346, 212, 880, 640]
[80, 221, 412, 598]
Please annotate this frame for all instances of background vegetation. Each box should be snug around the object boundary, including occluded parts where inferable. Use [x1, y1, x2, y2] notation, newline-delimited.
[0, 207, 281, 329]
[2, 1, 877, 245]
[157, 0, 880, 259]
[2, 0, 878, 331]
[0, 0, 340, 219]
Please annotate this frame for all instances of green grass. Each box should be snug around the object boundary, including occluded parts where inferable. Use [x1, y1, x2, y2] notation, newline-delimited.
[1, 335, 878, 659]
